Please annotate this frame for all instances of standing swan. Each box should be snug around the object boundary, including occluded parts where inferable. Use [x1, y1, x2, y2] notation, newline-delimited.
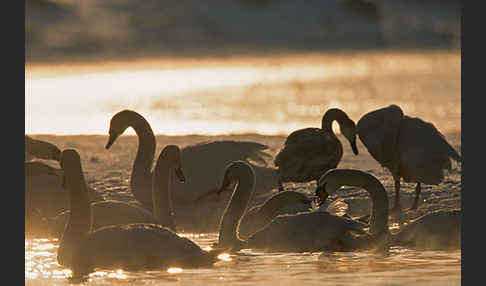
[274, 108, 359, 192]
[50, 145, 185, 237]
[57, 149, 222, 279]
[356, 104, 462, 213]
[215, 162, 388, 252]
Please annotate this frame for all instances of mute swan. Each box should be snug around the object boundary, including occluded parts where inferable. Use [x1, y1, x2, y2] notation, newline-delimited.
[25, 161, 63, 177]
[25, 135, 61, 161]
[274, 108, 359, 192]
[105, 109, 277, 208]
[356, 104, 462, 213]
[389, 209, 461, 250]
[215, 162, 387, 252]
[50, 145, 185, 237]
[237, 191, 313, 240]
[57, 149, 222, 279]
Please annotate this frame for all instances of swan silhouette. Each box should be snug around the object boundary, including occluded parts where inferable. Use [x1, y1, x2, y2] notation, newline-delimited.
[215, 162, 387, 252]
[357, 104, 462, 213]
[50, 145, 185, 237]
[274, 108, 359, 192]
[57, 149, 223, 279]
[389, 209, 461, 250]
[25, 135, 61, 161]
[105, 109, 277, 208]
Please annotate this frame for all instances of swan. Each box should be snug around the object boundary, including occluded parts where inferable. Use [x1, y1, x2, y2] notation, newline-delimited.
[25, 135, 61, 161]
[215, 162, 387, 252]
[356, 104, 462, 213]
[49, 145, 186, 238]
[105, 109, 277, 208]
[274, 108, 359, 192]
[389, 209, 461, 250]
[237, 191, 313, 240]
[25, 161, 63, 177]
[57, 149, 223, 279]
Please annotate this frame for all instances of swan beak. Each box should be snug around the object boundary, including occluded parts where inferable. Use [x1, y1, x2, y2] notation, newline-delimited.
[105, 134, 117, 149]
[217, 176, 231, 195]
[351, 140, 359, 155]
[175, 167, 185, 182]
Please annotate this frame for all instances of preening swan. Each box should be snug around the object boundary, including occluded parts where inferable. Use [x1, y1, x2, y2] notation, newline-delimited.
[215, 162, 386, 252]
[50, 145, 185, 237]
[25, 135, 61, 161]
[105, 109, 277, 207]
[274, 108, 359, 192]
[357, 104, 462, 213]
[237, 191, 313, 240]
[389, 209, 461, 250]
[57, 149, 222, 279]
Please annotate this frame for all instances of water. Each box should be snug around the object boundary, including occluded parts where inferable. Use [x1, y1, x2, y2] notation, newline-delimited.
[25, 51, 461, 135]
[25, 235, 461, 286]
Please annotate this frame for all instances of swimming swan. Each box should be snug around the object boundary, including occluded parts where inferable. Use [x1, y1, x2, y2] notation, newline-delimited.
[215, 163, 387, 252]
[25, 135, 61, 161]
[57, 149, 222, 279]
[389, 209, 461, 250]
[105, 109, 277, 208]
[274, 108, 359, 192]
[237, 191, 313, 240]
[50, 145, 185, 237]
[357, 104, 462, 213]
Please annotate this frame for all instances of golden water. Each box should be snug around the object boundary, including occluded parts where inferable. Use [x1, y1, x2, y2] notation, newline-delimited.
[25, 51, 461, 136]
[25, 234, 461, 286]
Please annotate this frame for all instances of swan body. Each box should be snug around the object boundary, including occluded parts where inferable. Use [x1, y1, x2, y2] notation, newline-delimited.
[106, 109, 277, 207]
[274, 108, 359, 192]
[237, 191, 313, 240]
[215, 162, 387, 253]
[390, 209, 461, 250]
[57, 149, 220, 278]
[357, 104, 462, 212]
[25, 135, 61, 161]
[51, 145, 185, 237]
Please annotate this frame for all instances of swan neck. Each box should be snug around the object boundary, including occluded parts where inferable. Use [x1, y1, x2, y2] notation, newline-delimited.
[218, 170, 255, 248]
[321, 109, 347, 132]
[60, 163, 92, 257]
[130, 114, 156, 207]
[152, 159, 176, 231]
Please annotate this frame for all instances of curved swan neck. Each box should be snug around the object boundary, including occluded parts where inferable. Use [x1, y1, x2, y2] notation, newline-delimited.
[218, 166, 255, 248]
[152, 156, 176, 231]
[127, 112, 156, 207]
[328, 169, 389, 237]
[321, 109, 349, 132]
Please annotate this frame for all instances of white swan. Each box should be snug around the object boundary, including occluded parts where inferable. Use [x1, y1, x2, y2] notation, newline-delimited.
[389, 209, 461, 250]
[57, 149, 222, 279]
[274, 108, 359, 192]
[237, 191, 313, 240]
[105, 109, 277, 207]
[25, 135, 61, 161]
[50, 145, 185, 237]
[215, 162, 387, 252]
[357, 104, 462, 213]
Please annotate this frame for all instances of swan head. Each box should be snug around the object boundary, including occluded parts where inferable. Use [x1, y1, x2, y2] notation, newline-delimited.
[216, 161, 254, 194]
[157, 145, 185, 182]
[59, 149, 83, 189]
[105, 110, 135, 149]
[314, 169, 345, 206]
[340, 119, 359, 156]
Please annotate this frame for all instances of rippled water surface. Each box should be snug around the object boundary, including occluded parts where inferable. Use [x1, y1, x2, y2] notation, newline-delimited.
[26, 235, 461, 286]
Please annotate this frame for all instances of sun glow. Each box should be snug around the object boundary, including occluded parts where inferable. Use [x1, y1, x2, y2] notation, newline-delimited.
[167, 267, 183, 274]
[217, 253, 232, 262]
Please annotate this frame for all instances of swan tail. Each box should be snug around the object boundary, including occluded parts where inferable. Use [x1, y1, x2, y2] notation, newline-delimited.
[182, 248, 230, 267]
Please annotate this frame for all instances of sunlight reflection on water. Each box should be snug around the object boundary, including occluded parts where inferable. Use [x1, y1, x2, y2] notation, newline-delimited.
[25, 51, 460, 136]
[25, 234, 460, 286]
